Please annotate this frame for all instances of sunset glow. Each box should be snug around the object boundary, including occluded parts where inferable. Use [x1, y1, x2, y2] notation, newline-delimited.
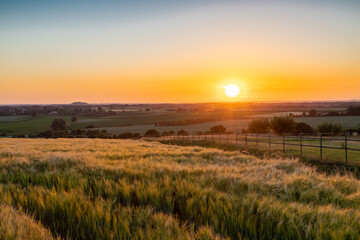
[0, 1, 359, 104]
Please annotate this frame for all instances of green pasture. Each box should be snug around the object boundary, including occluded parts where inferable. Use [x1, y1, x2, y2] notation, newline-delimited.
[0, 110, 359, 136]
[0, 115, 79, 135]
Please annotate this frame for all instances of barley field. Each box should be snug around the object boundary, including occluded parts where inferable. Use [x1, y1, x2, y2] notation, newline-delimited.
[1, 139, 360, 239]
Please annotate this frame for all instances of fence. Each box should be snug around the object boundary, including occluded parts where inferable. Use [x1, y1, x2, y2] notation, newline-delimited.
[146, 133, 360, 165]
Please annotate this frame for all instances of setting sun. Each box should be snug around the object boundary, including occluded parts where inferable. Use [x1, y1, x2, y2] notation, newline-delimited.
[223, 84, 240, 98]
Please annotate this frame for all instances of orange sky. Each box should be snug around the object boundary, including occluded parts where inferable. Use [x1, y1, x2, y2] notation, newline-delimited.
[1, 1, 359, 104]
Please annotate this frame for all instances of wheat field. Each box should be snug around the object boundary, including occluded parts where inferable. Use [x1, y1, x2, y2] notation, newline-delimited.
[1, 138, 360, 239]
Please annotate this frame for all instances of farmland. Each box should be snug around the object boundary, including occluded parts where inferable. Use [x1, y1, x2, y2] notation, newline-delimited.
[1, 109, 359, 136]
[2, 139, 360, 239]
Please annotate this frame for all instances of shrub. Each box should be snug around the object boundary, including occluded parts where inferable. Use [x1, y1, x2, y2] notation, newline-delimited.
[37, 130, 53, 138]
[210, 125, 226, 133]
[309, 109, 317, 117]
[177, 130, 188, 136]
[318, 122, 342, 135]
[270, 116, 296, 135]
[71, 116, 78, 122]
[144, 129, 160, 137]
[248, 118, 269, 133]
[295, 122, 314, 134]
[50, 118, 67, 131]
[118, 132, 134, 139]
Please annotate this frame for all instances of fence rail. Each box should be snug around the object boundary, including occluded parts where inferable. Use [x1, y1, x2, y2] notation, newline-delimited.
[146, 133, 360, 165]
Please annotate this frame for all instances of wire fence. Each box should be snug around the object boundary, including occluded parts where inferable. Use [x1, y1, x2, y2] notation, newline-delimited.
[146, 133, 360, 165]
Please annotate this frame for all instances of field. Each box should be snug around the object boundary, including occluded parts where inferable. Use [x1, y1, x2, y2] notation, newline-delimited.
[0, 115, 76, 135]
[1, 110, 359, 136]
[2, 139, 360, 239]
[155, 133, 360, 164]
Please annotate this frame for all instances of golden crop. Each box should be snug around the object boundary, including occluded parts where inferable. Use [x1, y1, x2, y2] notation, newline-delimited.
[0, 138, 359, 239]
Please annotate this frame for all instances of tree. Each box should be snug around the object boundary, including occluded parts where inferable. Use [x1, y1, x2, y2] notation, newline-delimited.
[145, 108, 151, 112]
[347, 106, 360, 116]
[71, 116, 78, 122]
[270, 116, 296, 135]
[50, 118, 67, 131]
[309, 109, 317, 117]
[177, 129, 188, 136]
[248, 118, 269, 133]
[295, 122, 314, 134]
[210, 125, 227, 133]
[144, 129, 160, 137]
[318, 122, 342, 136]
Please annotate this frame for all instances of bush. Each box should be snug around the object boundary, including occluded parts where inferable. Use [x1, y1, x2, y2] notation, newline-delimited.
[50, 118, 67, 131]
[295, 122, 314, 134]
[270, 116, 296, 135]
[71, 116, 78, 122]
[309, 109, 317, 117]
[144, 129, 160, 137]
[118, 132, 134, 139]
[37, 130, 53, 138]
[318, 122, 342, 135]
[210, 125, 226, 133]
[177, 129, 188, 136]
[248, 118, 269, 133]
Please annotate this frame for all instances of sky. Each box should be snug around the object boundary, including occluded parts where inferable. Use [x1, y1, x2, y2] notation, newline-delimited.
[1, 0, 360, 104]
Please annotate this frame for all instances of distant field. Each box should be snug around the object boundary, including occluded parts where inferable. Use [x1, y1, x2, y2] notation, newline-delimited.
[295, 116, 360, 128]
[96, 119, 251, 134]
[0, 111, 359, 136]
[0, 115, 84, 135]
[0, 111, 261, 135]
[94, 116, 360, 135]
[2, 139, 360, 239]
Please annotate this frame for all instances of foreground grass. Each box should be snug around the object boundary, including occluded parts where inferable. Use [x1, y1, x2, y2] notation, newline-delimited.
[1, 139, 360, 239]
[0, 204, 56, 240]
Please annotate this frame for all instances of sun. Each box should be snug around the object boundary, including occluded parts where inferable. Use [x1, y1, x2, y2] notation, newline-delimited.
[223, 84, 240, 98]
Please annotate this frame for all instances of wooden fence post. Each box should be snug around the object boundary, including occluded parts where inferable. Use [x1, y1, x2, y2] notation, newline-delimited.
[245, 133, 248, 148]
[300, 133, 303, 160]
[320, 134, 323, 162]
[236, 132, 238, 145]
[256, 133, 258, 149]
[268, 134, 271, 152]
[227, 133, 229, 144]
[283, 134, 285, 154]
[219, 133, 221, 143]
[345, 135, 348, 165]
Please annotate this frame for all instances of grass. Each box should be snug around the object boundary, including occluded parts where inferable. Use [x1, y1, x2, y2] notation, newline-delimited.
[0, 110, 359, 136]
[0, 115, 74, 135]
[0, 204, 56, 240]
[158, 134, 360, 165]
[1, 138, 360, 239]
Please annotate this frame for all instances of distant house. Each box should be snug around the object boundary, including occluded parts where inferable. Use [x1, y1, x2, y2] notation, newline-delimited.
[48, 111, 58, 115]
